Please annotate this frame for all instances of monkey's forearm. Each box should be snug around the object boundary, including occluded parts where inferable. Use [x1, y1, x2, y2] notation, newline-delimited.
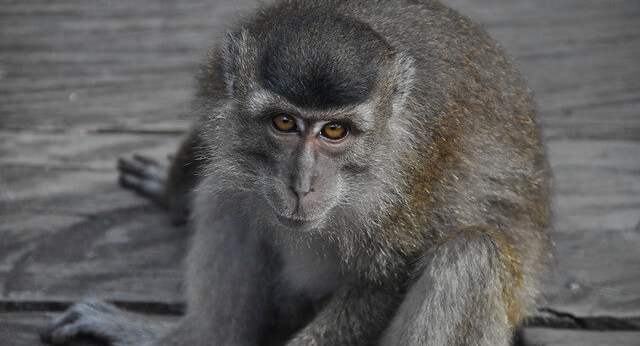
[380, 228, 529, 346]
[286, 283, 401, 346]
[181, 210, 274, 345]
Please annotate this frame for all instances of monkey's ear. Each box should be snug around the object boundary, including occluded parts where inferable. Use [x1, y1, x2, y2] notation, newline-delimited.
[218, 29, 252, 97]
[197, 31, 249, 101]
[389, 52, 416, 114]
[218, 31, 240, 96]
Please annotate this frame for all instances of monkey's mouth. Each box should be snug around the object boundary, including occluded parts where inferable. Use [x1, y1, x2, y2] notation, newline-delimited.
[273, 211, 324, 230]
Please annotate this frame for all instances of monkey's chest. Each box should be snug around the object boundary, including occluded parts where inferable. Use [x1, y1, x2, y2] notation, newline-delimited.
[279, 246, 343, 299]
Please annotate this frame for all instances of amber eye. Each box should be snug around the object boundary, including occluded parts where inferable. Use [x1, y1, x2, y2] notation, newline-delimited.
[321, 122, 348, 140]
[272, 114, 297, 133]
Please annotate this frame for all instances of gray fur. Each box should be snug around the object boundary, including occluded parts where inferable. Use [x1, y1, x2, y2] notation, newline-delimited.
[41, 0, 550, 345]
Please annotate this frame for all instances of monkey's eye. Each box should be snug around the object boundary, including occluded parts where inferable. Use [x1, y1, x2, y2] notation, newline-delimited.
[272, 114, 298, 133]
[320, 122, 348, 140]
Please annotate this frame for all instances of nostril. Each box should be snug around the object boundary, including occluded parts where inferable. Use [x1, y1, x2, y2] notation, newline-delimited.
[289, 185, 313, 199]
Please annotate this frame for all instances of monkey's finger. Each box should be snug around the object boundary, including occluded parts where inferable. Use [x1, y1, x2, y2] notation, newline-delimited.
[118, 156, 167, 182]
[41, 300, 125, 344]
[48, 323, 86, 345]
[117, 157, 145, 176]
[133, 153, 163, 167]
[47, 316, 116, 346]
[119, 173, 166, 204]
[39, 310, 80, 343]
[82, 299, 121, 314]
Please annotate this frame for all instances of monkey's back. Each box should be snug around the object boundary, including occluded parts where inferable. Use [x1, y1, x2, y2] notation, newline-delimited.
[330, 0, 551, 290]
[302, 0, 550, 236]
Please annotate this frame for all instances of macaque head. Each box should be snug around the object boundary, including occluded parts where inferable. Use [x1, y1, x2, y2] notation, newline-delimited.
[200, 10, 414, 230]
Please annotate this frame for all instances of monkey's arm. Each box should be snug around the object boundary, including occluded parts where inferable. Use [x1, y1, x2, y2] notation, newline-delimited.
[118, 129, 203, 224]
[287, 282, 401, 346]
[164, 211, 274, 346]
[380, 228, 529, 346]
[40, 209, 272, 346]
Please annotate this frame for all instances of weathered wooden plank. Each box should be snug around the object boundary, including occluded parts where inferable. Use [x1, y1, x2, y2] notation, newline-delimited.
[522, 327, 640, 346]
[0, 312, 56, 346]
[0, 206, 188, 303]
[0, 130, 184, 170]
[542, 99, 640, 141]
[522, 47, 640, 117]
[0, 0, 257, 130]
[444, 0, 640, 142]
[549, 140, 640, 233]
[541, 140, 640, 319]
[0, 130, 187, 303]
[450, 0, 640, 57]
[0, 131, 181, 215]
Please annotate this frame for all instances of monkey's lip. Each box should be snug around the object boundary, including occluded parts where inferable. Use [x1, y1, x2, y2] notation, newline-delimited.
[274, 212, 322, 230]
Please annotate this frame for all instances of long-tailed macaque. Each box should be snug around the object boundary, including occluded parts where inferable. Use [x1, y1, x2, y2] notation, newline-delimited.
[41, 0, 550, 345]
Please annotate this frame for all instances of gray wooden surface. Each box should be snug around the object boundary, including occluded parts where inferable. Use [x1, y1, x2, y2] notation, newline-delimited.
[1, 0, 639, 345]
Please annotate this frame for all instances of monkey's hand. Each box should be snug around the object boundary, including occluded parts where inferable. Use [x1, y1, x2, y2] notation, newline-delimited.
[118, 154, 168, 206]
[40, 300, 160, 346]
[286, 284, 400, 346]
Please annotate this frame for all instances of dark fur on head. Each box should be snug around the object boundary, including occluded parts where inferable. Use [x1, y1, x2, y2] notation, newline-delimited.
[258, 9, 392, 108]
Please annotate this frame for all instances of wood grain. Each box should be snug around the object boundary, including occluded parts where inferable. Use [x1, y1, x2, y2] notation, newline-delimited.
[1, 0, 638, 344]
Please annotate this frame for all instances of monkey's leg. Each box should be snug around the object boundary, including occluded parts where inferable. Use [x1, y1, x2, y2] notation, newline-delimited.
[379, 229, 526, 346]
[40, 299, 167, 346]
[41, 210, 273, 346]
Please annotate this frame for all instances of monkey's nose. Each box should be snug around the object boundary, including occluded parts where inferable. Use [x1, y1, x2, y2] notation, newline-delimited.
[290, 184, 314, 200]
[289, 184, 315, 215]
[290, 169, 316, 198]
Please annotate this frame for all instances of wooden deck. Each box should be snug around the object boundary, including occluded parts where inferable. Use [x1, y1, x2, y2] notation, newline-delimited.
[1, 0, 639, 345]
